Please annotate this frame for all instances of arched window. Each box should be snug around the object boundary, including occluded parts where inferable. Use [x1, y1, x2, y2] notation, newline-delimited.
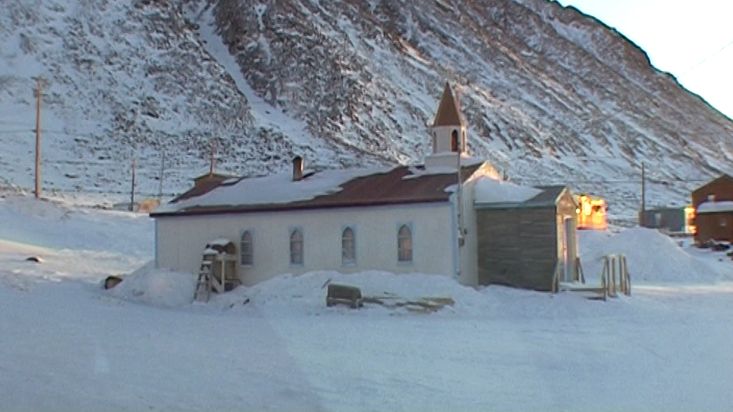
[290, 229, 304, 265]
[342, 227, 356, 265]
[397, 224, 412, 262]
[240, 231, 253, 265]
[451, 129, 459, 152]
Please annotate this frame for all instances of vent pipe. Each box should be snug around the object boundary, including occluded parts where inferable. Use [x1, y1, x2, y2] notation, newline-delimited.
[292, 155, 304, 181]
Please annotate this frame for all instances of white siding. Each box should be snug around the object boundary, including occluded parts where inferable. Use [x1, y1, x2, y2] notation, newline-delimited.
[155, 202, 455, 286]
[459, 162, 500, 286]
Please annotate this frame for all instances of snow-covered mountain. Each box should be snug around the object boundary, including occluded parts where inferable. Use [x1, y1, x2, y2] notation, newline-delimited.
[2, 0, 732, 219]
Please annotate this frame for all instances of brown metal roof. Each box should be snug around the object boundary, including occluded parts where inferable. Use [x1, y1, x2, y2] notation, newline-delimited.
[171, 173, 237, 203]
[432, 82, 466, 127]
[152, 163, 483, 217]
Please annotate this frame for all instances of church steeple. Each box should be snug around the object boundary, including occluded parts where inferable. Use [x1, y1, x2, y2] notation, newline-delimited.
[429, 82, 467, 156]
[433, 82, 465, 128]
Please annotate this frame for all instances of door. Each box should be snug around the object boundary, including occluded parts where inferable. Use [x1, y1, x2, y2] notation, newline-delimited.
[563, 217, 576, 282]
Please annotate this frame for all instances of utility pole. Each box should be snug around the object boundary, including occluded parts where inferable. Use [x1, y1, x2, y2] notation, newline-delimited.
[33, 77, 45, 199]
[129, 157, 136, 212]
[640, 162, 646, 226]
[158, 149, 165, 199]
[209, 137, 217, 175]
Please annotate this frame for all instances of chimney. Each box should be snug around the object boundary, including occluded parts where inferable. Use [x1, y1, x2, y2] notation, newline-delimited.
[292, 155, 303, 181]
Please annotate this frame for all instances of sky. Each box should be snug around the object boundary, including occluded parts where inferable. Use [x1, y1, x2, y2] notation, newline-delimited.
[556, 0, 733, 119]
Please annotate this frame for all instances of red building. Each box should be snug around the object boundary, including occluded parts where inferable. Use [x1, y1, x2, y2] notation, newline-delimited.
[692, 174, 733, 244]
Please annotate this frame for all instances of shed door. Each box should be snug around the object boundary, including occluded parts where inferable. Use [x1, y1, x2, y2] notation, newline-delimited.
[563, 217, 576, 282]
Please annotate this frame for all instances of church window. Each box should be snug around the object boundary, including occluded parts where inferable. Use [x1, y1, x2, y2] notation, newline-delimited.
[342, 227, 356, 265]
[240, 230, 253, 265]
[290, 228, 304, 265]
[451, 130, 459, 152]
[397, 224, 413, 262]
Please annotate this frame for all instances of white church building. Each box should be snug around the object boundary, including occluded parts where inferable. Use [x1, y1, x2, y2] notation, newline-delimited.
[151, 83, 579, 291]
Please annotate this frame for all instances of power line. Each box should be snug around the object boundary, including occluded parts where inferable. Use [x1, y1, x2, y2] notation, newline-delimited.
[681, 37, 733, 76]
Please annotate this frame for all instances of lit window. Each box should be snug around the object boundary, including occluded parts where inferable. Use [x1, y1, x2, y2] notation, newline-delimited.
[397, 224, 412, 262]
[342, 227, 356, 265]
[290, 229, 303, 265]
[240, 231, 253, 265]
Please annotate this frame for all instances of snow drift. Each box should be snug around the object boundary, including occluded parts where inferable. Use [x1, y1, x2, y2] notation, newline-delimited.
[109, 262, 196, 307]
[579, 228, 731, 283]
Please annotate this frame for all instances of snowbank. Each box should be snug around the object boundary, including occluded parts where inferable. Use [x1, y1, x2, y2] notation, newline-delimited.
[579, 228, 730, 283]
[214, 270, 490, 314]
[109, 262, 196, 307]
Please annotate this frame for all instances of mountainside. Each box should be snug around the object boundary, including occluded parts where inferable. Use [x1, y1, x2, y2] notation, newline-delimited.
[2, 0, 733, 219]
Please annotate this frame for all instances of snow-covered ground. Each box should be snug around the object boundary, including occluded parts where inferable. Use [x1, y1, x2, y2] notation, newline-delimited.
[1, 192, 733, 411]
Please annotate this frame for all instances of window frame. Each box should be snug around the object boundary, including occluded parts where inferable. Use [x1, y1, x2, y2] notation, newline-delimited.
[397, 223, 413, 264]
[289, 227, 304, 266]
[341, 226, 357, 266]
[451, 129, 459, 152]
[240, 230, 254, 266]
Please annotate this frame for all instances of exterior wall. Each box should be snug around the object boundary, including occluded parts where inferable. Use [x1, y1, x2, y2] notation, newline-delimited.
[476, 207, 558, 291]
[431, 124, 466, 154]
[555, 191, 578, 281]
[695, 212, 733, 243]
[692, 176, 733, 209]
[692, 176, 733, 243]
[155, 202, 455, 286]
[459, 163, 500, 286]
[640, 208, 686, 232]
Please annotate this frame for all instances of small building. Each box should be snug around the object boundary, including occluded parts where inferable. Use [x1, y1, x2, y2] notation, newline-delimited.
[475, 184, 578, 291]
[150, 83, 578, 292]
[640, 206, 695, 234]
[575, 194, 607, 230]
[692, 174, 733, 243]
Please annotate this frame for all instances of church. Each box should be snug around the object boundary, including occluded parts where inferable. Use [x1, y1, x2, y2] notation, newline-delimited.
[150, 83, 579, 291]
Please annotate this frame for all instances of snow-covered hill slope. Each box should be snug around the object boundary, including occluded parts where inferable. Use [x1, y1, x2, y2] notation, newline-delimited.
[2, 0, 733, 219]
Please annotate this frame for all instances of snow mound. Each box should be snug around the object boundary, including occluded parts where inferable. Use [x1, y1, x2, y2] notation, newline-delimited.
[215, 270, 489, 314]
[109, 262, 196, 307]
[580, 228, 728, 283]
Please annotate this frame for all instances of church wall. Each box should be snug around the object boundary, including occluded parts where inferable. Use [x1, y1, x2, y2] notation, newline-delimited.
[155, 202, 456, 286]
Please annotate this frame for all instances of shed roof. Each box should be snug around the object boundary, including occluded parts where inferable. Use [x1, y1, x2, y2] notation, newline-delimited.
[475, 183, 570, 210]
[152, 162, 487, 217]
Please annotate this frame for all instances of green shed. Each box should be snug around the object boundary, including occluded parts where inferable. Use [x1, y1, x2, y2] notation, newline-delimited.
[475, 185, 578, 291]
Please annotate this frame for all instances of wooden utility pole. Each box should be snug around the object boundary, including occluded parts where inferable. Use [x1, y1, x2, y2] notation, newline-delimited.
[129, 157, 136, 212]
[209, 138, 217, 175]
[158, 149, 165, 199]
[640, 162, 646, 226]
[33, 77, 44, 199]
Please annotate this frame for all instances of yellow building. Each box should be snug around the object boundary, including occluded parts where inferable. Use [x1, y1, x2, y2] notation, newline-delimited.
[576, 194, 607, 230]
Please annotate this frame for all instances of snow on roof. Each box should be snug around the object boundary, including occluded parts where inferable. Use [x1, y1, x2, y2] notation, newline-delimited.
[473, 176, 543, 204]
[207, 238, 232, 246]
[696, 201, 733, 214]
[157, 167, 390, 213]
[404, 157, 485, 180]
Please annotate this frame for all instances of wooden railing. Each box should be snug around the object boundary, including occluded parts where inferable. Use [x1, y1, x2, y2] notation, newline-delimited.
[601, 254, 631, 297]
[553, 254, 630, 300]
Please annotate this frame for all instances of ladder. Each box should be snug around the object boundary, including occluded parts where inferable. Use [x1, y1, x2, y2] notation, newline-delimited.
[194, 258, 213, 302]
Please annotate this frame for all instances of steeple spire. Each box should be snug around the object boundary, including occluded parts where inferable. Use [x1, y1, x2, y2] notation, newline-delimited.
[432, 82, 465, 127]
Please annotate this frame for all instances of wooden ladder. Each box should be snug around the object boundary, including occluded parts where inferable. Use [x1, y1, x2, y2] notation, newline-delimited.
[194, 258, 213, 302]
